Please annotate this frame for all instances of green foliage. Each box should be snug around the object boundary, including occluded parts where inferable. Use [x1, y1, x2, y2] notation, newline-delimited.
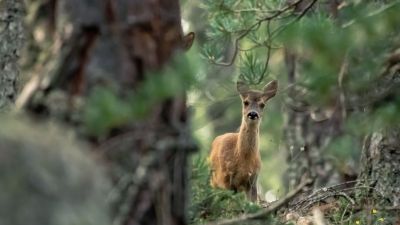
[239, 52, 268, 85]
[84, 87, 132, 135]
[326, 134, 360, 163]
[189, 156, 261, 224]
[281, 2, 400, 106]
[84, 54, 199, 136]
[203, 0, 400, 111]
[326, 197, 398, 225]
[201, 0, 280, 74]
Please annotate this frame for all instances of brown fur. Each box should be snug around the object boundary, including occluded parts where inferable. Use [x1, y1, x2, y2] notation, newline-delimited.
[208, 80, 278, 201]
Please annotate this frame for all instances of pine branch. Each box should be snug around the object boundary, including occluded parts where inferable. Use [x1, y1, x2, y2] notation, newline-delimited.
[210, 0, 314, 67]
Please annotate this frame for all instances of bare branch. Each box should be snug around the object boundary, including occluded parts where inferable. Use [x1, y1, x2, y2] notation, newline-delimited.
[295, 0, 317, 21]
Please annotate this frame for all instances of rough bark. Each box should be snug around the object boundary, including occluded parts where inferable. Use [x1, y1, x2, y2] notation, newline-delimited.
[357, 130, 400, 207]
[0, 0, 24, 111]
[18, 1, 195, 225]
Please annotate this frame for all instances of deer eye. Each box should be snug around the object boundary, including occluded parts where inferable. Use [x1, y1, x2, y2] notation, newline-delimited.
[259, 103, 265, 108]
[243, 101, 249, 106]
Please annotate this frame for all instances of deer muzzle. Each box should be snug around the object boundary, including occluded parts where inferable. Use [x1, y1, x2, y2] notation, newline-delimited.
[247, 111, 259, 120]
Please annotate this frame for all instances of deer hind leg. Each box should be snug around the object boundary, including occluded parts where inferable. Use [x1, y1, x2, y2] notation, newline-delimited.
[222, 172, 238, 192]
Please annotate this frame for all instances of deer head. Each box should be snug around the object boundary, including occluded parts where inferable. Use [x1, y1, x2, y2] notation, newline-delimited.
[237, 80, 278, 125]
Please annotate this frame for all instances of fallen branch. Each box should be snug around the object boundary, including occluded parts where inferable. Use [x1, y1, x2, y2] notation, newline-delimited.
[205, 178, 313, 225]
[291, 181, 385, 212]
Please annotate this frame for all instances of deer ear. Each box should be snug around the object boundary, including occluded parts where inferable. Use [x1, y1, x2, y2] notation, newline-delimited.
[237, 81, 249, 96]
[262, 80, 278, 101]
[182, 32, 195, 50]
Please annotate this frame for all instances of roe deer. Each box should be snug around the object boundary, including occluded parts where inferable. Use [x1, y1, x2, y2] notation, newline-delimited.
[208, 80, 278, 201]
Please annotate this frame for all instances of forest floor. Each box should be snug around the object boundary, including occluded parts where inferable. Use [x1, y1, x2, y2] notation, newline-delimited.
[189, 156, 399, 225]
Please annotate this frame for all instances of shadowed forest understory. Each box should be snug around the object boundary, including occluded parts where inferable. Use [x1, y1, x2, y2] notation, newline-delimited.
[0, 0, 399, 225]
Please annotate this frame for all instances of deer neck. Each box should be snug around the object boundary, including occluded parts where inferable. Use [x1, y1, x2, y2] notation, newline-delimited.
[237, 119, 260, 156]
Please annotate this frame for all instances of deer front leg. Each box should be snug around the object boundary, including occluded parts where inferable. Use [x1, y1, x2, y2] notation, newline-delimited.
[246, 174, 258, 202]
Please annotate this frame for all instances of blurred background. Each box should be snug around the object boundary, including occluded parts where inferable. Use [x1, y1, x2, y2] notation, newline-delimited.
[1, 0, 399, 225]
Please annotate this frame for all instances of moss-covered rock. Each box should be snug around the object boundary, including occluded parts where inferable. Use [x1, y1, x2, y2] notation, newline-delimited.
[0, 116, 111, 225]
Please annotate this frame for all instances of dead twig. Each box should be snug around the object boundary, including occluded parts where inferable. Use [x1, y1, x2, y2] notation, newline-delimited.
[300, 191, 355, 212]
[340, 203, 351, 224]
[290, 180, 387, 213]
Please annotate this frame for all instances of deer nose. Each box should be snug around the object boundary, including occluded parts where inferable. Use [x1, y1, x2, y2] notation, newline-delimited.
[247, 111, 259, 120]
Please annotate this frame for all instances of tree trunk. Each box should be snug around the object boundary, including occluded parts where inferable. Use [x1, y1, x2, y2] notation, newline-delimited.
[357, 130, 400, 207]
[282, 0, 348, 191]
[356, 49, 400, 209]
[18, 1, 195, 225]
[283, 50, 343, 191]
[0, 0, 24, 111]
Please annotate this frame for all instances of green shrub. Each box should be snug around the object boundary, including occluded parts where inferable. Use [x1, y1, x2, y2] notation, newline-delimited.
[189, 155, 262, 224]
